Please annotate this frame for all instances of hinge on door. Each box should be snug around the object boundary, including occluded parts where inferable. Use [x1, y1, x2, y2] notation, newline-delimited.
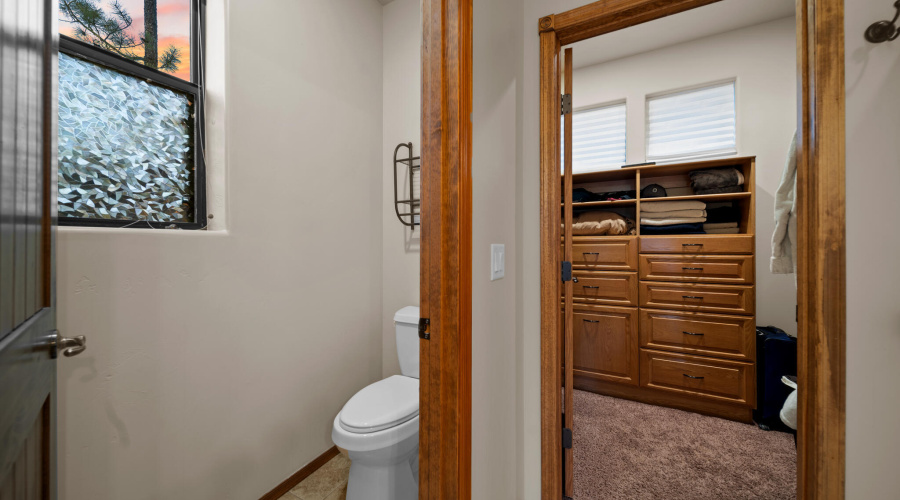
[561, 94, 572, 115]
[561, 261, 572, 282]
[418, 318, 430, 340]
[562, 427, 573, 449]
[796, 305, 798, 323]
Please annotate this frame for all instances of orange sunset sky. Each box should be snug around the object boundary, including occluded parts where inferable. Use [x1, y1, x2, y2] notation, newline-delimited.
[60, 0, 192, 81]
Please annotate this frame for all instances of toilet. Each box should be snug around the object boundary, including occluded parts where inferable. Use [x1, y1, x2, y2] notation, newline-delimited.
[332, 306, 420, 500]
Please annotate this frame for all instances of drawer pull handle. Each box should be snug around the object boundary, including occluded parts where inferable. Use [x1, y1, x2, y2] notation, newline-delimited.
[683, 374, 705, 380]
[583, 285, 600, 289]
[682, 243, 703, 247]
[582, 252, 600, 255]
[682, 295, 704, 300]
[582, 319, 600, 323]
[683, 331, 705, 336]
[682, 267, 704, 271]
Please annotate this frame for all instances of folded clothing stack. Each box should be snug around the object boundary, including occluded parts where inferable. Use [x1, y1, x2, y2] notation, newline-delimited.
[565, 210, 636, 236]
[689, 167, 745, 195]
[702, 201, 741, 234]
[571, 188, 636, 203]
[640, 200, 707, 234]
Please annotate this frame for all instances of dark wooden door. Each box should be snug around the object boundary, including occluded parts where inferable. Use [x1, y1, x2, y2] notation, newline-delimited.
[0, 0, 59, 498]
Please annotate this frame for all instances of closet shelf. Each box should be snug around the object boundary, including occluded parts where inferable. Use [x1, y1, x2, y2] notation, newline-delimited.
[562, 199, 636, 208]
[639, 191, 752, 204]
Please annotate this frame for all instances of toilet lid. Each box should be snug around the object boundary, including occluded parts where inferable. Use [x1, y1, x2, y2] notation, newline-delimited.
[339, 375, 419, 434]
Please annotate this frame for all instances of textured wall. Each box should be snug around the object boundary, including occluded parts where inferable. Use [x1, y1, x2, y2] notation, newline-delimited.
[381, 0, 421, 378]
[56, 1, 384, 499]
[845, 0, 900, 497]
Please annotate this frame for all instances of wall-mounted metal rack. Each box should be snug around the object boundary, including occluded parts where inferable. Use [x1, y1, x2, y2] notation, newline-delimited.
[393, 142, 420, 228]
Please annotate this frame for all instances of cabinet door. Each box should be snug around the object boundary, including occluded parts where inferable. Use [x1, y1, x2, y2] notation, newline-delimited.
[572, 306, 639, 385]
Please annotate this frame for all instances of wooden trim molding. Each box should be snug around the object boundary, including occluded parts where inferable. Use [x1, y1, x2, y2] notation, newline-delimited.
[420, 0, 473, 498]
[258, 446, 340, 500]
[538, 0, 846, 498]
[796, 0, 846, 497]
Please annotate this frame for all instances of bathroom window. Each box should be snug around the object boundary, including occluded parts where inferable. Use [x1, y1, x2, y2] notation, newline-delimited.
[568, 101, 627, 173]
[646, 80, 737, 162]
[58, 0, 206, 229]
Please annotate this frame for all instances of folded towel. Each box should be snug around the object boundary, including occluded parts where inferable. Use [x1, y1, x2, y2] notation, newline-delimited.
[703, 222, 739, 229]
[639, 200, 706, 213]
[640, 223, 705, 235]
[574, 211, 635, 234]
[641, 217, 707, 226]
[704, 227, 740, 234]
[694, 185, 744, 195]
[639, 209, 706, 219]
[689, 167, 744, 190]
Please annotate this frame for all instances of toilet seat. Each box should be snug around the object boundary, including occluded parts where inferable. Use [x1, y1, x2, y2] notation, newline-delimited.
[339, 375, 419, 434]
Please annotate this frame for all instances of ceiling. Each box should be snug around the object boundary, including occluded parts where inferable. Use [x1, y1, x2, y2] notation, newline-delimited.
[571, 0, 795, 69]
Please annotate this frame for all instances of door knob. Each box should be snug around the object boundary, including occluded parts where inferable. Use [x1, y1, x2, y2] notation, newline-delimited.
[48, 330, 87, 358]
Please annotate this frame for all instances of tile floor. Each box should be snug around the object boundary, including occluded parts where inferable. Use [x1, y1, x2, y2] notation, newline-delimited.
[279, 453, 350, 500]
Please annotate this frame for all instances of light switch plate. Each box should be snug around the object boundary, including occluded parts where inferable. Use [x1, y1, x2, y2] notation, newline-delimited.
[491, 244, 505, 281]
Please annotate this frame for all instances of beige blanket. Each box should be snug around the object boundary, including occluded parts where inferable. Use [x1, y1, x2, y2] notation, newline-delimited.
[640, 200, 706, 213]
[639, 209, 706, 218]
[641, 217, 707, 226]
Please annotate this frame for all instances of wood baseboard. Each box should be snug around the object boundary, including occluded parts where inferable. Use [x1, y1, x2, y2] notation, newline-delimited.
[259, 446, 340, 500]
[575, 375, 753, 424]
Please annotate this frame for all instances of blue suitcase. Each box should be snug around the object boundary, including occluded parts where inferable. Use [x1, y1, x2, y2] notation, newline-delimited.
[753, 326, 797, 432]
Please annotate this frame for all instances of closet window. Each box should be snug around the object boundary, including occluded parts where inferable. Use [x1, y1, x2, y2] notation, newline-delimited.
[646, 80, 736, 162]
[569, 102, 627, 173]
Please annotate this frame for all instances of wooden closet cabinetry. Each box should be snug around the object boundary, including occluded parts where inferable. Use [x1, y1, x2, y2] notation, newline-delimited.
[565, 158, 757, 422]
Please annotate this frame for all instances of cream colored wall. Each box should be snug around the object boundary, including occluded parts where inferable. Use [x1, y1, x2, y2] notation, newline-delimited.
[381, 0, 421, 378]
[844, 1, 900, 497]
[572, 16, 798, 333]
[56, 1, 384, 499]
[471, 0, 524, 497]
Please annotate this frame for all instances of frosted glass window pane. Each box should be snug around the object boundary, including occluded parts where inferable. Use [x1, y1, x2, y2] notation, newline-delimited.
[646, 81, 736, 161]
[58, 53, 195, 223]
[565, 102, 627, 174]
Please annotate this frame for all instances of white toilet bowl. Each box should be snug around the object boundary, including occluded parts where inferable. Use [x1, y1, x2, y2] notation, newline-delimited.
[332, 375, 419, 500]
[332, 306, 421, 500]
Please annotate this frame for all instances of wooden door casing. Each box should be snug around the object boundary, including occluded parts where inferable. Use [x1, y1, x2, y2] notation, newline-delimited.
[0, 0, 58, 497]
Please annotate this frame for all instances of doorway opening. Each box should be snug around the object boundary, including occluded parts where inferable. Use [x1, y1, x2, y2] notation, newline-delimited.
[539, 1, 845, 498]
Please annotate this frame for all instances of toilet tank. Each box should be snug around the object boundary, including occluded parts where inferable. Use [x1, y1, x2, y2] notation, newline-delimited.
[394, 306, 420, 379]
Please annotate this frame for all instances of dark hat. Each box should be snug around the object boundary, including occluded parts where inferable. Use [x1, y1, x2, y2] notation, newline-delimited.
[641, 184, 667, 198]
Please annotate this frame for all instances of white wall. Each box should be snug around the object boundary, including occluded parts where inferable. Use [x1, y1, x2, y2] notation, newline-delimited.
[571, 16, 798, 332]
[844, 1, 900, 497]
[471, 0, 524, 497]
[56, 1, 384, 499]
[381, 0, 421, 378]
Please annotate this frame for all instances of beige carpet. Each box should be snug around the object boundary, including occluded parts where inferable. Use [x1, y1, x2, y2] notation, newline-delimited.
[573, 390, 796, 500]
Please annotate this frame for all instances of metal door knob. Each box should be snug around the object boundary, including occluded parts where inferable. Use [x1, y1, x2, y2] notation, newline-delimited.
[48, 330, 87, 358]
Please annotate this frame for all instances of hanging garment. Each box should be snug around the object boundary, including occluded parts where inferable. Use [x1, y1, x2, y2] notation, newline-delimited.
[771, 133, 798, 275]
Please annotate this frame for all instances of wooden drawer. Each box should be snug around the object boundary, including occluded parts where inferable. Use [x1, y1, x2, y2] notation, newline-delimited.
[640, 349, 755, 406]
[639, 254, 754, 284]
[568, 236, 637, 271]
[639, 309, 755, 361]
[639, 235, 753, 254]
[639, 281, 755, 315]
[572, 271, 637, 306]
[573, 305, 639, 385]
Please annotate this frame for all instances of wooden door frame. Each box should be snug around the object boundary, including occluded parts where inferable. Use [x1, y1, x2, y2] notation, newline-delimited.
[419, 0, 473, 498]
[538, 1, 846, 498]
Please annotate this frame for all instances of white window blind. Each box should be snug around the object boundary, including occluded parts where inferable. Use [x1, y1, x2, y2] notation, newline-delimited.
[567, 102, 627, 173]
[646, 81, 736, 161]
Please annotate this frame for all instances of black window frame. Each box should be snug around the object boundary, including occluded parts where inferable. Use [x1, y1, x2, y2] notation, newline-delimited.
[58, 0, 207, 230]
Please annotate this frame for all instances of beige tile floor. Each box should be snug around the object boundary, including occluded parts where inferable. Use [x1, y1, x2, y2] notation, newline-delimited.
[279, 453, 350, 500]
